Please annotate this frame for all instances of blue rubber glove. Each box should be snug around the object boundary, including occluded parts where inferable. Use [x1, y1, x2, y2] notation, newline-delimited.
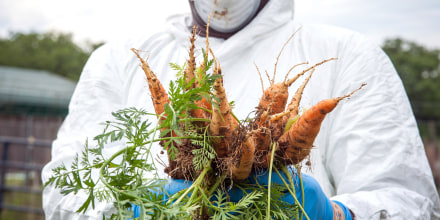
[227, 167, 353, 220]
[131, 178, 191, 218]
[132, 168, 353, 220]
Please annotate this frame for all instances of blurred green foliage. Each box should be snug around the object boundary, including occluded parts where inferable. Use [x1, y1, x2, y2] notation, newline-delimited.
[0, 32, 103, 81]
[382, 38, 440, 122]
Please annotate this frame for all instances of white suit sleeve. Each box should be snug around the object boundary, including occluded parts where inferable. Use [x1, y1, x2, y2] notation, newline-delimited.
[324, 33, 440, 219]
[41, 42, 126, 219]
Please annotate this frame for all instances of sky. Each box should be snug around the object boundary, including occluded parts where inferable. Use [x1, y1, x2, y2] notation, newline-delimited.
[0, 0, 439, 50]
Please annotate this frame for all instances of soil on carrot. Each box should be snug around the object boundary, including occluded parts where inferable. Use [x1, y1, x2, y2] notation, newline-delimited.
[164, 142, 197, 180]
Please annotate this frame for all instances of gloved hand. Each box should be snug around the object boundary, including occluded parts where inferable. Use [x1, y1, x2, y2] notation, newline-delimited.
[227, 167, 353, 220]
[131, 178, 191, 218]
[132, 167, 353, 220]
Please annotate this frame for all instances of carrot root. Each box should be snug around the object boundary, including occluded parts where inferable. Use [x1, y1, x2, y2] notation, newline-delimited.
[230, 133, 256, 181]
[131, 48, 170, 121]
[279, 83, 366, 164]
[209, 54, 238, 157]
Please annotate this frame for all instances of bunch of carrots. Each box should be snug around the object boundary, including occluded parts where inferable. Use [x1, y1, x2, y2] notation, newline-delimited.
[131, 24, 364, 184]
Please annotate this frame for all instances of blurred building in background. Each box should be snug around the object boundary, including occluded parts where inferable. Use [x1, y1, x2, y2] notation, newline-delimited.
[0, 65, 76, 219]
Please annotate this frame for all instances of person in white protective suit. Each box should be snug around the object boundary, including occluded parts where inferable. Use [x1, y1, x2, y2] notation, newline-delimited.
[41, 0, 440, 219]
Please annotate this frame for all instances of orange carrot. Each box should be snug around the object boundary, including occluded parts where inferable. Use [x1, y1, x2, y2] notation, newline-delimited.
[257, 82, 290, 116]
[278, 84, 366, 164]
[252, 127, 273, 167]
[197, 13, 212, 80]
[284, 68, 316, 120]
[256, 25, 335, 116]
[131, 48, 170, 121]
[230, 133, 256, 181]
[188, 17, 213, 122]
[265, 69, 316, 141]
[255, 27, 304, 120]
[132, 48, 180, 177]
[184, 26, 212, 121]
[253, 127, 272, 152]
[209, 56, 238, 157]
[184, 26, 197, 89]
[256, 59, 336, 127]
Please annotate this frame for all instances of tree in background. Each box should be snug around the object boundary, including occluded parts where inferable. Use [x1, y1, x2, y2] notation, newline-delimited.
[0, 32, 103, 81]
[382, 38, 440, 140]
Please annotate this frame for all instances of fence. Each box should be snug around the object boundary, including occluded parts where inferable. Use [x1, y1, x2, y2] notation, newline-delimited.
[0, 136, 52, 220]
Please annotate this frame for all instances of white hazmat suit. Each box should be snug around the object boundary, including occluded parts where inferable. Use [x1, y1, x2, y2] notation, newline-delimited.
[42, 0, 440, 219]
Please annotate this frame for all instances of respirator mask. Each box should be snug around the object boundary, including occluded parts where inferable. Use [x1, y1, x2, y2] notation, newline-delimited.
[193, 0, 261, 33]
